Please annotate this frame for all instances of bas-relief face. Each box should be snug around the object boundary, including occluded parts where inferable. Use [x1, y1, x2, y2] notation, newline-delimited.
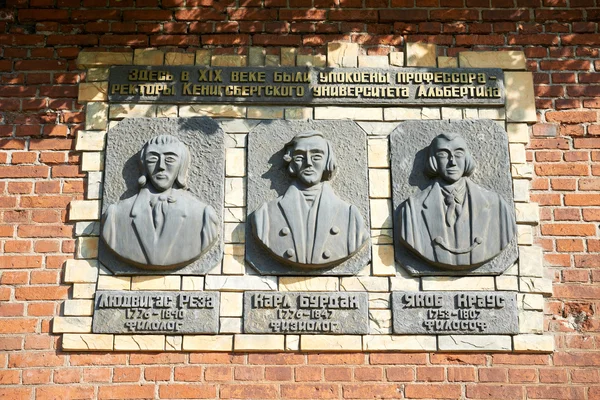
[144, 143, 181, 191]
[433, 136, 468, 184]
[290, 136, 328, 187]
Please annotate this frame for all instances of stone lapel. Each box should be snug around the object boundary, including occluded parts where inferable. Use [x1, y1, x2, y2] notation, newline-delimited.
[277, 184, 308, 264]
[310, 183, 342, 263]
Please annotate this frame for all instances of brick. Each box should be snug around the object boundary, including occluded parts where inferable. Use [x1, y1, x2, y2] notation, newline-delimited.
[220, 384, 278, 399]
[405, 384, 461, 399]
[466, 385, 524, 399]
[281, 384, 338, 399]
[98, 385, 155, 399]
[159, 384, 217, 399]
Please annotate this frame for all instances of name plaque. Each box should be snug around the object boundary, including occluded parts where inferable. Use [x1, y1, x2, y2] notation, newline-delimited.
[243, 291, 369, 334]
[92, 291, 219, 334]
[108, 66, 505, 106]
[392, 291, 518, 335]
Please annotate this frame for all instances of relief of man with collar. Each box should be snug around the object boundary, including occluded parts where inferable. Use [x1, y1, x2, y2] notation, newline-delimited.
[252, 131, 369, 269]
[398, 132, 516, 270]
[101, 135, 218, 270]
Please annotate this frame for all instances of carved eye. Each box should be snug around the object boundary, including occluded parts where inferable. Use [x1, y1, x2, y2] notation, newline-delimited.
[165, 156, 178, 164]
[146, 155, 159, 163]
[436, 151, 448, 159]
[293, 155, 304, 162]
[311, 154, 323, 161]
[454, 150, 465, 158]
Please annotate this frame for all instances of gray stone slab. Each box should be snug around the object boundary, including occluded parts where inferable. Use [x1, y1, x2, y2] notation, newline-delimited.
[92, 290, 219, 334]
[390, 120, 518, 276]
[98, 117, 224, 275]
[244, 291, 369, 334]
[108, 66, 505, 106]
[246, 120, 371, 276]
[392, 291, 518, 335]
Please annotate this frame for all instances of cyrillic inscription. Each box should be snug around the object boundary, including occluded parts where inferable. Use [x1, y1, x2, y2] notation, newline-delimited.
[243, 291, 369, 334]
[392, 291, 518, 334]
[92, 291, 219, 334]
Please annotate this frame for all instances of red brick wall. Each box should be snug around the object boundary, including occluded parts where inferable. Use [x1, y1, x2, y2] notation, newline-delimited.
[1, 2, 599, 399]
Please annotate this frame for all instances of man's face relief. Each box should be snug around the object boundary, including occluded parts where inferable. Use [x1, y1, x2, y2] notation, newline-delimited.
[290, 136, 328, 187]
[434, 136, 468, 184]
[144, 143, 181, 191]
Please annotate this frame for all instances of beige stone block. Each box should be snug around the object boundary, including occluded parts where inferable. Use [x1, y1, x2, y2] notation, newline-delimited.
[109, 104, 156, 119]
[285, 107, 313, 120]
[74, 221, 99, 237]
[132, 275, 181, 291]
[205, 275, 277, 291]
[221, 119, 259, 134]
[459, 51, 526, 70]
[235, 334, 285, 352]
[62, 333, 114, 351]
[367, 139, 389, 168]
[389, 52, 404, 67]
[372, 245, 396, 277]
[369, 309, 392, 334]
[64, 259, 99, 283]
[297, 54, 326, 67]
[301, 335, 362, 351]
[504, 262, 519, 276]
[225, 148, 246, 177]
[53, 317, 93, 333]
[340, 277, 389, 292]
[220, 292, 243, 317]
[114, 335, 165, 351]
[223, 253, 245, 275]
[327, 42, 359, 67]
[76, 237, 98, 259]
[511, 164, 534, 179]
[441, 107, 463, 120]
[371, 229, 393, 245]
[247, 106, 284, 119]
[519, 310, 544, 333]
[422, 276, 495, 291]
[86, 171, 103, 200]
[195, 49, 211, 66]
[314, 106, 383, 121]
[286, 335, 300, 351]
[519, 277, 552, 296]
[422, 107, 441, 120]
[368, 293, 390, 309]
[439, 335, 512, 351]
[265, 55, 280, 66]
[183, 335, 233, 351]
[73, 283, 96, 299]
[509, 143, 527, 164]
[519, 246, 544, 277]
[76, 130, 106, 151]
[383, 107, 422, 121]
[281, 48, 297, 66]
[406, 42, 437, 67]
[76, 52, 133, 68]
[515, 203, 539, 225]
[156, 105, 178, 118]
[358, 55, 388, 68]
[495, 275, 518, 291]
[248, 46, 265, 66]
[180, 105, 246, 118]
[181, 277, 204, 291]
[224, 177, 245, 207]
[363, 335, 436, 351]
[437, 56, 458, 68]
[280, 276, 339, 291]
[513, 179, 529, 202]
[517, 225, 534, 246]
[86, 67, 110, 82]
[165, 52, 195, 65]
[370, 199, 392, 229]
[97, 275, 131, 290]
[479, 108, 506, 120]
[224, 222, 245, 244]
[81, 152, 104, 172]
[211, 55, 247, 67]
[505, 72, 537, 123]
[166, 336, 183, 351]
[463, 108, 478, 119]
[134, 49, 164, 65]
[390, 271, 420, 291]
[85, 102, 108, 130]
[513, 334, 554, 352]
[507, 123, 529, 144]
[220, 318, 242, 334]
[224, 207, 246, 223]
[225, 134, 248, 149]
[519, 293, 544, 311]
[358, 122, 400, 136]
[369, 169, 391, 198]
[69, 200, 100, 221]
[64, 299, 94, 316]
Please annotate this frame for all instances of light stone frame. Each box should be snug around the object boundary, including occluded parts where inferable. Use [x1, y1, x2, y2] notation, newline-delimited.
[58, 44, 553, 353]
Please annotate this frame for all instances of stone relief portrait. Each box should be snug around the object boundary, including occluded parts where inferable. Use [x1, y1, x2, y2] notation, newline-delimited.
[252, 131, 369, 269]
[102, 135, 218, 270]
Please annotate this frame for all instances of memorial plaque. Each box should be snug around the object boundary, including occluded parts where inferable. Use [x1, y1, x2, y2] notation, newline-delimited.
[93, 291, 219, 334]
[392, 291, 518, 335]
[244, 291, 369, 334]
[246, 120, 371, 276]
[98, 117, 224, 275]
[391, 120, 518, 276]
[108, 66, 505, 106]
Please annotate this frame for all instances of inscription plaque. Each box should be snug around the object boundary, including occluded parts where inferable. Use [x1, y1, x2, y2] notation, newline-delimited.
[392, 291, 518, 335]
[92, 291, 219, 334]
[243, 291, 369, 334]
